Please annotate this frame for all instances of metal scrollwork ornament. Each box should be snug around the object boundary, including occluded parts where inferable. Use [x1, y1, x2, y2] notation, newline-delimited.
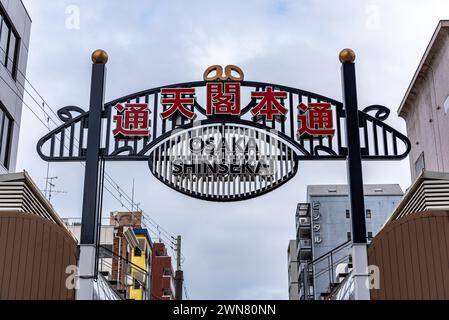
[57, 106, 86, 122]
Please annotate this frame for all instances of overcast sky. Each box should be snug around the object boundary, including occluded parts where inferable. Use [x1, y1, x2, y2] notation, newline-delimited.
[17, 0, 449, 299]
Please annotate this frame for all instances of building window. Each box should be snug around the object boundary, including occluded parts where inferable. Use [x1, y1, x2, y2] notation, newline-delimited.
[163, 268, 172, 276]
[0, 104, 12, 169]
[0, 8, 20, 79]
[345, 209, 350, 219]
[162, 288, 171, 296]
[415, 152, 425, 177]
[134, 247, 142, 257]
[347, 232, 351, 241]
[366, 209, 372, 219]
[367, 232, 373, 239]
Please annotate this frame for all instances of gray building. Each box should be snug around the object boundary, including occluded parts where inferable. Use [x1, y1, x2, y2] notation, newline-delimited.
[295, 184, 403, 300]
[398, 20, 449, 181]
[287, 239, 299, 300]
[0, 0, 31, 173]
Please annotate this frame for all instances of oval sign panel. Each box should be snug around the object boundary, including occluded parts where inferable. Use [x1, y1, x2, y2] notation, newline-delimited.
[148, 122, 299, 201]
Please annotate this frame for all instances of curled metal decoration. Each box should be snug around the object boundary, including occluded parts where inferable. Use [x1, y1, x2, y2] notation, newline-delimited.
[362, 105, 390, 121]
[57, 106, 86, 122]
[358, 108, 411, 160]
[203, 65, 245, 81]
[37, 109, 89, 162]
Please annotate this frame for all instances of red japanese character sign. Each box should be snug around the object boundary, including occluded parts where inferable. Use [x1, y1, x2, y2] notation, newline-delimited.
[297, 102, 335, 137]
[160, 88, 196, 120]
[251, 86, 288, 121]
[206, 82, 241, 116]
[113, 103, 150, 138]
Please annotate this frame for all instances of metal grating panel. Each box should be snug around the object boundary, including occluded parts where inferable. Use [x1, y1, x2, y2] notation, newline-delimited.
[391, 172, 449, 220]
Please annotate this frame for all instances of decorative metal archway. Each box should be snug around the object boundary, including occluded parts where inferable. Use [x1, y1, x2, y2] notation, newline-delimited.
[36, 49, 411, 300]
[37, 81, 410, 201]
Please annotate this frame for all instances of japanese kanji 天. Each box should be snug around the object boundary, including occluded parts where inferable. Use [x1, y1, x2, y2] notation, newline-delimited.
[251, 86, 288, 121]
[112, 103, 150, 137]
[297, 102, 335, 137]
[160, 88, 196, 120]
[206, 82, 241, 116]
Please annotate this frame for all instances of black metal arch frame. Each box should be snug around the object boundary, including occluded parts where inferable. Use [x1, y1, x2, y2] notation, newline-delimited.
[37, 80, 410, 163]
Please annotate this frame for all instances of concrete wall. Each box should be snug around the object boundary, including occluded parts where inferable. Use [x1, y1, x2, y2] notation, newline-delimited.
[287, 239, 299, 300]
[0, 0, 31, 173]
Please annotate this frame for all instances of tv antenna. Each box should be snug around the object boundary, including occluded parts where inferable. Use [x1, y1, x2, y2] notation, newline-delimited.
[42, 176, 67, 203]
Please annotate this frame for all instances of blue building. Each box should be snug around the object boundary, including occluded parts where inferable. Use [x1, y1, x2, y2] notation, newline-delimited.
[295, 184, 403, 300]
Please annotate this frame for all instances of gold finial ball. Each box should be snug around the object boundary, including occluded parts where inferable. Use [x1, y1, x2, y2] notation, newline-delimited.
[339, 48, 356, 63]
[91, 49, 109, 64]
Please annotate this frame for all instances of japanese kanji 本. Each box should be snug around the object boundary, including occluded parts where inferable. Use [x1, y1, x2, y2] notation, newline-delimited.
[297, 102, 335, 137]
[251, 86, 288, 121]
[206, 82, 241, 116]
[160, 88, 196, 120]
[112, 103, 150, 137]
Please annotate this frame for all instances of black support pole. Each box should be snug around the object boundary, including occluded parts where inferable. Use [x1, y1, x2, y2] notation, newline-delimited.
[80, 61, 107, 244]
[340, 48, 369, 300]
[77, 50, 108, 300]
[341, 57, 367, 245]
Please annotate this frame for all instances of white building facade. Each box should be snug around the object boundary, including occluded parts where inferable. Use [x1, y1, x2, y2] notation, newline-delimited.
[0, 0, 31, 173]
[398, 20, 449, 181]
[287, 239, 299, 300]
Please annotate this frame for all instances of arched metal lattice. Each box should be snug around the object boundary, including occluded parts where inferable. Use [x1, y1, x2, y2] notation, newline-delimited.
[37, 81, 410, 201]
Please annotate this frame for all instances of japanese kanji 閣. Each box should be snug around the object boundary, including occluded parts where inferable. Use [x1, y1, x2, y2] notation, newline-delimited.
[206, 82, 241, 116]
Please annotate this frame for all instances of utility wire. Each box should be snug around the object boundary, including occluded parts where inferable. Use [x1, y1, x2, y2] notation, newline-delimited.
[0, 50, 177, 239]
[0, 64, 177, 246]
[1, 49, 187, 289]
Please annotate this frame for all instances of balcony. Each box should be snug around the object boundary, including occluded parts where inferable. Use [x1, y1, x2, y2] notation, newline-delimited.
[298, 239, 312, 250]
[299, 285, 315, 300]
[297, 216, 311, 228]
[297, 235, 313, 260]
[296, 203, 310, 217]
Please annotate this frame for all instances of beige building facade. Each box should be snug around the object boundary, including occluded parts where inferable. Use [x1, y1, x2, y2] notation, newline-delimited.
[398, 20, 449, 181]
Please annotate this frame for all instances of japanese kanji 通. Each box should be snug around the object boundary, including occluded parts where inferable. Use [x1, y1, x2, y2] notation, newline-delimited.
[297, 102, 335, 137]
[113, 103, 150, 137]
